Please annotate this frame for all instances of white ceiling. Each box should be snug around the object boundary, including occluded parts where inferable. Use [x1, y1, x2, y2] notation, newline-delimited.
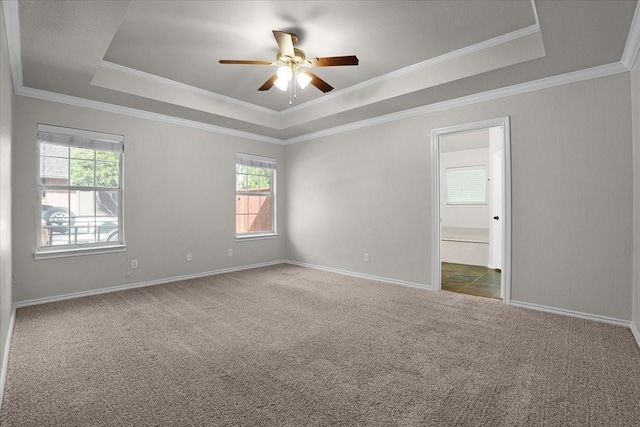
[440, 129, 490, 153]
[9, 0, 640, 141]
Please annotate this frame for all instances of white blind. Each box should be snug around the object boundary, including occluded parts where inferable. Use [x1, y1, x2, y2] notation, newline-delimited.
[446, 166, 486, 205]
[37, 124, 124, 153]
[236, 153, 276, 170]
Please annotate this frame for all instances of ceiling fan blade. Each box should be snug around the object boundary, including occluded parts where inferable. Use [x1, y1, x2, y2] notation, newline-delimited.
[306, 71, 333, 93]
[310, 56, 359, 67]
[219, 60, 274, 65]
[273, 30, 295, 57]
[258, 74, 278, 91]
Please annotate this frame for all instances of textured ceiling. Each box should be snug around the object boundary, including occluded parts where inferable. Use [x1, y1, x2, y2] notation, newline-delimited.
[14, 0, 639, 140]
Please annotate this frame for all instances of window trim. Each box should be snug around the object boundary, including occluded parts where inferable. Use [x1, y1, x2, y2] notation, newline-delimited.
[235, 153, 277, 238]
[35, 124, 126, 258]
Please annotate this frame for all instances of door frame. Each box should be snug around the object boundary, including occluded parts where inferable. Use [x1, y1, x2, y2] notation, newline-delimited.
[430, 117, 512, 304]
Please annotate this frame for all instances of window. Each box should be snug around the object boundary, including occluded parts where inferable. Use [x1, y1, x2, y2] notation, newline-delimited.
[37, 124, 124, 256]
[236, 153, 276, 237]
[446, 165, 487, 205]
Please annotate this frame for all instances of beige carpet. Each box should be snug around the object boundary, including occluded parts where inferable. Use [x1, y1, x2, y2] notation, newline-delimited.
[1, 264, 639, 426]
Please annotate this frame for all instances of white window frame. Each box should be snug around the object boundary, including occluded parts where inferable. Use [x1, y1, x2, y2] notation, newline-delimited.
[35, 124, 126, 259]
[235, 153, 277, 240]
[445, 165, 487, 206]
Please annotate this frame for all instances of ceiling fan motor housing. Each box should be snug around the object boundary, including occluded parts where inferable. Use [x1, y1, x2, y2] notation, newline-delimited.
[278, 47, 308, 67]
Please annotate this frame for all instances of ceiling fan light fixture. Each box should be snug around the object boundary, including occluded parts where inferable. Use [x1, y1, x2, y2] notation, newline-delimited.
[274, 66, 292, 91]
[297, 72, 312, 89]
[219, 30, 358, 99]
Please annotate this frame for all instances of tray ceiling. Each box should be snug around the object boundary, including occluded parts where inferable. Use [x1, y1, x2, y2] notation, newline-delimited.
[11, 0, 639, 141]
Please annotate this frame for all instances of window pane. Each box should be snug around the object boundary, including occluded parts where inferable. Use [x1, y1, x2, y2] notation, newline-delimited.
[97, 217, 118, 243]
[247, 195, 261, 214]
[96, 151, 119, 162]
[70, 159, 95, 186]
[41, 143, 68, 158]
[260, 196, 271, 214]
[258, 173, 271, 193]
[41, 191, 72, 246]
[236, 214, 248, 234]
[247, 213, 259, 231]
[75, 190, 96, 217]
[71, 147, 94, 160]
[41, 156, 69, 184]
[96, 191, 119, 216]
[96, 161, 119, 187]
[246, 172, 261, 191]
[236, 173, 248, 191]
[259, 214, 271, 232]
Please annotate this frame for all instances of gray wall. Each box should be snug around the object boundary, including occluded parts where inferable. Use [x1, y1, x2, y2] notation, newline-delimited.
[0, 2, 14, 380]
[13, 97, 286, 302]
[286, 73, 633, 320]
[633, 56, 640, 331]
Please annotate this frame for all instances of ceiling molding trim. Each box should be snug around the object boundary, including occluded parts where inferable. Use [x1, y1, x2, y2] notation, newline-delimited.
[621, 0, 640, 70]
[283, 23, 541, 115]
[283, 62, 628, 145]
[99, 60, 279, 116]
[13, 61, 627, 147]
[16, 86, 284, 145]
[2, 0, 22, 92]
[530, 0, 540, 27]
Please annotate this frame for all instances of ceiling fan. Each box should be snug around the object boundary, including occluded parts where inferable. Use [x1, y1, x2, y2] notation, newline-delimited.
[219, 30, 359, 103]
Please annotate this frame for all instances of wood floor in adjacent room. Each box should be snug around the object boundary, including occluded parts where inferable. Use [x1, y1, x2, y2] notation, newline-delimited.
[1, 264, 639, 426]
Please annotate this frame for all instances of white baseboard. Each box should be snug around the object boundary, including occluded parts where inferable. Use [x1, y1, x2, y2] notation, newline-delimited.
[284, 260, 432, 291]
[631, 321, 640, 350]
[510, 300, 633, 327]
[0, 305, 16, 413]
[15, 260, 285, 308]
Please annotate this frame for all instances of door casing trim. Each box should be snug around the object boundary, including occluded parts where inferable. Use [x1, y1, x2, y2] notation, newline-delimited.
[430, 117, 512, 304]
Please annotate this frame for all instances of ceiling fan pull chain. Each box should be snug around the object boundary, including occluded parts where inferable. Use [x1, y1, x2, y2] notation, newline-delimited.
[293, 71, 298, 100]
[289, 78, 293, 104]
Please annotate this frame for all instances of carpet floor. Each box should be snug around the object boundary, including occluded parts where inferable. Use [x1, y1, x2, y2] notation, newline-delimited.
[1, 264, 639, 426]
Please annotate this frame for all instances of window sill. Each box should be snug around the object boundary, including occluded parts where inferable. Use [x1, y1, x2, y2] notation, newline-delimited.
[34, 244, 127, 260]
[236, 233, 279, 241]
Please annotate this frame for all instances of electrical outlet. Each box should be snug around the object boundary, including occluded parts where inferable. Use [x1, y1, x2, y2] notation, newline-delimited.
[364, 253, 370, 262]
[131, 259, 138, 269]
[228, 249, 233, 257]
[186, 253, 192, 262]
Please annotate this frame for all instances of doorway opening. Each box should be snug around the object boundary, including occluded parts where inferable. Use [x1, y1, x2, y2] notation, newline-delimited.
[431, 118, 511, 303]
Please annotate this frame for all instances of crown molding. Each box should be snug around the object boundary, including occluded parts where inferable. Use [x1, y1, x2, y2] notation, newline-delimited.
[3, 0, 633, 146]
[99, 60, 279, 116]
[283, 62, 628, 144]
[530, 0, 540, 27]
[16, 86, 284, 145]
[282, 23, 541, 116]
[2, 0, 22, 92]
[621, 0, 640, 70]
[15, 61, 629, 147]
